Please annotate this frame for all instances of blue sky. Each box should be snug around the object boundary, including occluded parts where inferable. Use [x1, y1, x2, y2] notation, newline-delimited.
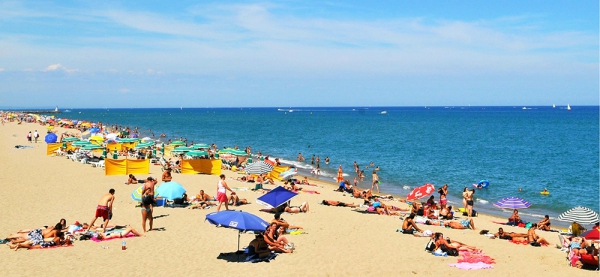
[0, 0, 598, 108]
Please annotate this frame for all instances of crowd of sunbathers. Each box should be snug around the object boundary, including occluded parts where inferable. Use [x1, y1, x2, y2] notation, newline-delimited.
[4, 219, 143, 251]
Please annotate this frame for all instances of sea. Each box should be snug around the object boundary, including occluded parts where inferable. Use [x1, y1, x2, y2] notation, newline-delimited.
[55, 106, 599, 227]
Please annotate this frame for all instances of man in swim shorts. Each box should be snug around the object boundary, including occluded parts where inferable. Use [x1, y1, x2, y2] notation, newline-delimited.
[401, 213, 423, 234]
[141, 177, 157, 232]
[87, 189, 115, 231]
[444, 218, 476, 230]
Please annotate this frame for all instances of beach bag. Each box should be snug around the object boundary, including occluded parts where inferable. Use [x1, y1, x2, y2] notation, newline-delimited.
[425, 240, 436, 252]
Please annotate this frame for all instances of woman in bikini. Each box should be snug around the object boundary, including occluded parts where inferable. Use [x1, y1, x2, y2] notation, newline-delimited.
[284, 202, 309, 213]
[95, 225, 143, 240]
[438, 184, 448, 210]
[263, 223, 292, 253]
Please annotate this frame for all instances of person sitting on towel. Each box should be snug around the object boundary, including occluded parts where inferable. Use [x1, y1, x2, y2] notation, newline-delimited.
[443, 219, 476, 230]
[401, 213, 423, 234]
[537, 215, 551, 231]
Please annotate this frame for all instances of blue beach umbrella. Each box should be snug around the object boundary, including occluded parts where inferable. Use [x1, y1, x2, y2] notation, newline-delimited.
[256, 186, 298, 209]
[156, 181, 186, 201]
[493, 197, 532, 209]
[205, 210, 269, 251]
[44, 133, 58, 143]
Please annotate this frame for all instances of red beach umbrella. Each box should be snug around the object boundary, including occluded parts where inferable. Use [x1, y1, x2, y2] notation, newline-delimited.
[336, 165, 344, 183]
[581, 229, 600, 240]
[407, 183, 435, 201]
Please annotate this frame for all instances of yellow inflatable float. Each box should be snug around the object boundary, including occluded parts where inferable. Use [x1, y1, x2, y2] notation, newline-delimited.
[540, 189, 549, 195]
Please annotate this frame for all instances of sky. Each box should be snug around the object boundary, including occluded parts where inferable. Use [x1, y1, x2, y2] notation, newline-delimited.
[0, 0, 598, 108]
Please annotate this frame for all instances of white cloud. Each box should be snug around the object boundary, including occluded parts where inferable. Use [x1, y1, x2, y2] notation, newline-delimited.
[0, 68, 4, 72]
[119, 88, 130, 93]
[43, 63, 78, 73]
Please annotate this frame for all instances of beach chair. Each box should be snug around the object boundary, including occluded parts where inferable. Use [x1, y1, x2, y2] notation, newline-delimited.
[90, 160, 105, 168]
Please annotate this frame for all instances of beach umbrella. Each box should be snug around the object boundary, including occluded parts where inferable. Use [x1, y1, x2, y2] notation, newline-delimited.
[336, 165, 344, 183]
[134, 142, 155, 149]
[62, 137, 80, 142]
[131, 185, 158, 201]
[220, 148, 248, 156]
[141, 137, 153, 142]
[44, 133, 58, 143]
[170, 141, 186, 146]
[244, 161, 274, 175]
[72, 141, 93, 147]
[279, 168, 297, 180]
[89, 127, 101, 133]
[185, 150, 208, 157]
[190, 143, 211, 149]
[558, 206, 599, 225]
[493, 197, 532, 209]
[82, 144, 104, 150]
[581, 229, 600, 240]
[119, 138, 140, 143]
[256, 186, 298, 209]
[406, 183, 435, 201]
[90, 135, 104, 142]
[205, 210, 269, 251]
[155, 181, 186, 201]
[171, 146, 194, 153]
[106, 133, 118, 140]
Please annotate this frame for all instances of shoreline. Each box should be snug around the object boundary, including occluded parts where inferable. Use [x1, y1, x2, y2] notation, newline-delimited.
[17, 109, 577, 230]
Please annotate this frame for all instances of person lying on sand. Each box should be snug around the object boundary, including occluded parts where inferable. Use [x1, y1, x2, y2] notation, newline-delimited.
[400, 213, 423, 234]
[228, 194, 249, 206]
[443, 219, 476, 230]
[492, 227, 528, 240]
[261, 174, 275, 185]
[8, 230, 72, 251]
[439, 206, 454, 220]
[284, 202, 309, 213]
[434, 232, 481, 252]
[94, 225, 143, 240]
[125, 174, 138, 185]
[321, 200, 357, 207]
[300, 176, 317, 186]
[352, 188, 373, 200]
[7, 223, 65, 250]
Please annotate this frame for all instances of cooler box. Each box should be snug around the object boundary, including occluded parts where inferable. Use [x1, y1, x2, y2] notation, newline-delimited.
[155, 198, 166, 207]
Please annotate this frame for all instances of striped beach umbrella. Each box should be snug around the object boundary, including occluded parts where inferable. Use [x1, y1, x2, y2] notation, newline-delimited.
[131, 185, 158, 202]
[558, 206, 599, 225]
[493, 197, 532, 209]
[244, 161, 274, 175]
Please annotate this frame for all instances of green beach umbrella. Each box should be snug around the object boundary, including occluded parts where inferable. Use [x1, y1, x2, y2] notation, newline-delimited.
[62, 137, 80, 142]
[102, 149, 107, 158]
[219, 148, 248, 156]
[134, 142, 155, 149]
[72, 141, 93, 147]
[185, 150, 208, 157]
[190, 143, 211, 150]
[171, 146, 194, 153]
[82, 144, 104, 150]
[119, 138, 140, 143]
[170, 141, 186, 146]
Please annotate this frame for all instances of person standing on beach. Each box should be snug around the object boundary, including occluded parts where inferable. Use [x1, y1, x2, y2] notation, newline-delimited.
[462, 187, 468, 212]
[371, 170, 380, 193]
[141, 177, 156, 232]
[33, 130, 39, 143]
[87, 189, 115, 231]
[27, 131, 32, 143]
[438, 184, 448, 211]
[466, 188, 475, 217]
[216, 174, 235, 212]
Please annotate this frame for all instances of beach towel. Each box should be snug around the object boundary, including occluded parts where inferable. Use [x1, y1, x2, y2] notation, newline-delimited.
[29, 244, 74, 250]
[448, 262, 493, 270]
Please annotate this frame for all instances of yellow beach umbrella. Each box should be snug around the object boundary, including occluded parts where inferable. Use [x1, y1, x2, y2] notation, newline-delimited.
[90, 135, 104, 142]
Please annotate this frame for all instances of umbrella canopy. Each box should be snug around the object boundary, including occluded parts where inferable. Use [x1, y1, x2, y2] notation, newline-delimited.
[493, 197, 532, 209]
[82, 144, 104, 150]
[119, 138, 140, 143]
[279, 168, 297, 180]
[141, 137, 153, 141]
[131, 185, 159, 201]
[558, 206, 599, 225]
[257, 186, 298, 209]
[134, 142, 155, 149]
[105, 133, 118, 140]
[245, 161, 274, 175]
[170, 141, 186, 146]
[205, 210, 269, 251]
[62, 137, 80, 142]
[90, 135, 104, 142]
[171, 146, 195, 153]
[185, 150, 208, 157]
[219, 148, 248, 156]
[44, 133, 58, 143]
[406, 183, 435, 201]
[155, 181, 186, 201]
[89, 127, 101, 133]
[72, 141, 93, 147]
[190, 143, 211, 149]
[581, 229, 600, 240]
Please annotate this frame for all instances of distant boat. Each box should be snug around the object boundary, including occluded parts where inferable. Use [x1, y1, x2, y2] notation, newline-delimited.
[380, 110, 387, 114]
[55, 106, 58, 112]
[567, 104, 571, 111]
[522, 106, 527, 110]
[552, 104, 556, 108]
[289, 110, 294, 113]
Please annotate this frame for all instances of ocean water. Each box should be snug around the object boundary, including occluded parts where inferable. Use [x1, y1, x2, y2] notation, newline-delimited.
[59, 106, 599, 225]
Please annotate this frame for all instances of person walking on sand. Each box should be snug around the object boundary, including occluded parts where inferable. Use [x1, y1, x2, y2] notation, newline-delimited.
[466, 188, 475, 217]
[371, 170, 380, 193]
[216, 174, 235, 212]
[33, 130, 39, 143]
[27, 131, 32, 143]
[141, 177, 156, 232]
[87, 189, 115, 231]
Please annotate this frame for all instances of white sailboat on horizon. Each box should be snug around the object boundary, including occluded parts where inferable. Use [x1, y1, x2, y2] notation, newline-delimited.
[567, 104, 571, 111]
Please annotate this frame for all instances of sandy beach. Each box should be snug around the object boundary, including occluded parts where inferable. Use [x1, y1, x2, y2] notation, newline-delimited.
[0, 121, 596, 277]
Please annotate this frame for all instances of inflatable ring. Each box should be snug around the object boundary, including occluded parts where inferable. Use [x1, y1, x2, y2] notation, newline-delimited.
[540, 191, 550, 195]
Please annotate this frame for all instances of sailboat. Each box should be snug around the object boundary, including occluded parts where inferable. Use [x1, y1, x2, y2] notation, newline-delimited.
[552, 104, 556, 108]
[567, 104, 571, 111]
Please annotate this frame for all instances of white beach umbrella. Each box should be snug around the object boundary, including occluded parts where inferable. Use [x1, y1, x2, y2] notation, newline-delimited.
[558, 206, 599, 225]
